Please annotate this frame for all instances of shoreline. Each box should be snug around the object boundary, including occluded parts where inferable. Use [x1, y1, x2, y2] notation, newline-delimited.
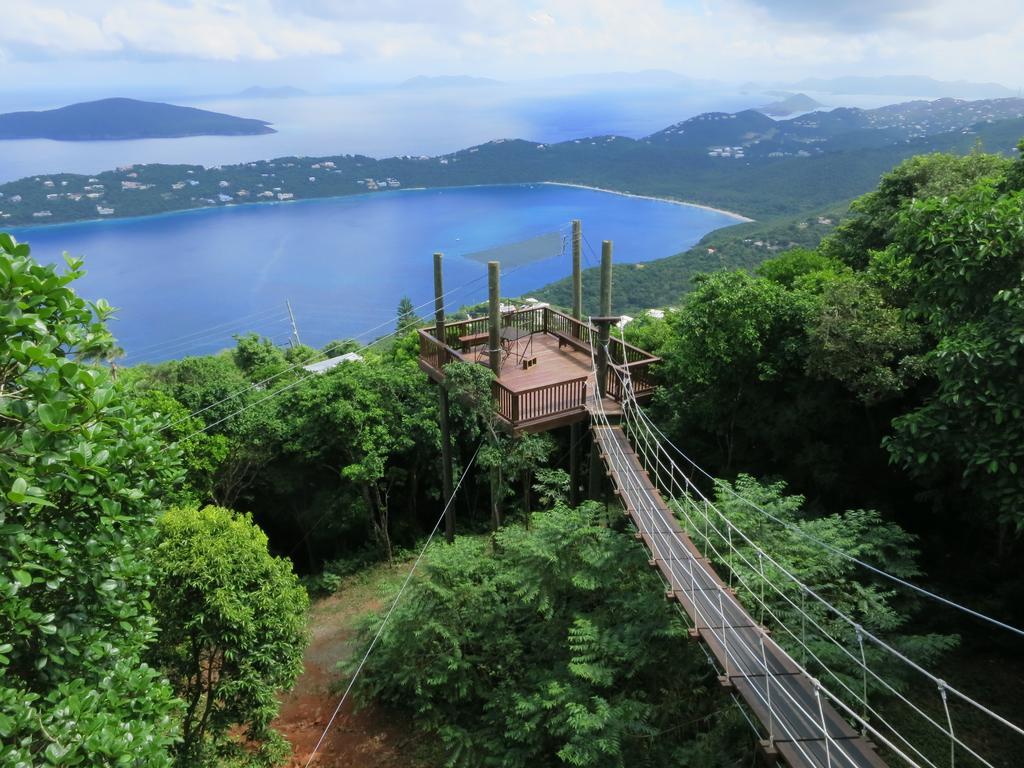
[540, 182, 754, 222]
[10, 180, 753, 233]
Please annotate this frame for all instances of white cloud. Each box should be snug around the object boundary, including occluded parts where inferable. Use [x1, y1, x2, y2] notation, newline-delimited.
[0, 0, 1019, 86]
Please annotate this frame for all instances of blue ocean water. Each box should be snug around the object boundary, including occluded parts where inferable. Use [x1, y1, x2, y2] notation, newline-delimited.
[13, 184, 743, 362]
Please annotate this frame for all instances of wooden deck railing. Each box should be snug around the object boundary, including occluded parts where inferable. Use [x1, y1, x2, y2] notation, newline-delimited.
[494, 377, 588, 426]
[418, 329, 467, 375]
[419, 306, 659, 430]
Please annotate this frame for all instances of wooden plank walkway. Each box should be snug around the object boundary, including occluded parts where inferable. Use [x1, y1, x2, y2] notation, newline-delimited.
[591, 424, 886, 768]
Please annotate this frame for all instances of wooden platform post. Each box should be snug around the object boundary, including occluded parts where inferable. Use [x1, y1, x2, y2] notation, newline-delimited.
[570, 422, 581, 506]
[596, 240, 613, 397]
[570, 220, 583, 507]
[491, 466, 503, 530]
[488, 261, 502, 377]
[587, 432, 603, 501]
[600, 239, 612, 317]
[571, 219, 582, 321]
[434, 252, 455, 543]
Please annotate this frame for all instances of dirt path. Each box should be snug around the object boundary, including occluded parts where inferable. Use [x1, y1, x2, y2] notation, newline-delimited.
[275, 564, 430, 768]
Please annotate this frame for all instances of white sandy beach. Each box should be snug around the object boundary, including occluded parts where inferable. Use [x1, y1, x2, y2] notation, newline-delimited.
[540, 182, 754, 222]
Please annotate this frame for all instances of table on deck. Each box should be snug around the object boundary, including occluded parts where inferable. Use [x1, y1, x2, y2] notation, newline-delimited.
[500, 326, 534, 367]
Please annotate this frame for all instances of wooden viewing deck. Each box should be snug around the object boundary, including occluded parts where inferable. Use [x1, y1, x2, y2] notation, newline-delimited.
[418, 305, 658, 433]
[591, 423, 886, 768]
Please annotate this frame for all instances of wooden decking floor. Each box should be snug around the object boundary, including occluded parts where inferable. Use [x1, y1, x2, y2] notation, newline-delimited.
[469, 331, 623, 417]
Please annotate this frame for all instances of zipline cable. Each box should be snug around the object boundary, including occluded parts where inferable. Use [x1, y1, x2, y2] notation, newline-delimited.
[163, 253, 540, 432]
[303, 442, 482, 767]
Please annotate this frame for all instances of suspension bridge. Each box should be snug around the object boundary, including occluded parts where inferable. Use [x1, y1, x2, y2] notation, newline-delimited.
[173, 222, 1024, 767]
[411, 227, 1024, 768]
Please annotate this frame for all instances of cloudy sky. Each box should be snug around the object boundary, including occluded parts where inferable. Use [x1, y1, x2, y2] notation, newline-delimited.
[0, 0, 1020, 94]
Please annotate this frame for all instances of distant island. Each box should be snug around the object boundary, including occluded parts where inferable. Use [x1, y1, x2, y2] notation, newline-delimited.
[0, 97, 275, 141]
[756, 92, 823, 117]
[1, 96, 1021, 229]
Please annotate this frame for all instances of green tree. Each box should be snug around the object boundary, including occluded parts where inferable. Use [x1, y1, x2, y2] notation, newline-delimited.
[396, 295, 419, 335]
[882, 182, 1024, 545]
[0, 234, 180, 766]
[654, 270, 810, 472]
[281, 350, 439, 560]
[821, 151, 1011, 269]
[150, 353, 283, 508]
[692, 476, 955, 697]
[148, 505, 309, 767]
[232, 332, 288, 383]
[356, 504, 746, 767]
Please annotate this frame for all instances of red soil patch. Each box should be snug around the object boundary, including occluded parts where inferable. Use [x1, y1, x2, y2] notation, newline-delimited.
[274, 569, 430, 767]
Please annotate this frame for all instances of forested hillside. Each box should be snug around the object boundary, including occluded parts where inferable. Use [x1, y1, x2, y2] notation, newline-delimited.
[2, 97, 1022, 227]
[2, 140, 1023, 766]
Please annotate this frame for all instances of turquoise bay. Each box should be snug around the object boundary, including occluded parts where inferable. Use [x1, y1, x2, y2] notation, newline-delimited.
[14, 184, 743, 362]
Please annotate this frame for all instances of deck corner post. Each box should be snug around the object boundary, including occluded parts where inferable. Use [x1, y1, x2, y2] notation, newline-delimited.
[434, 252, 455, 542]
[488, 261, 502, 377]
[572, 219, 582, 321]
[600, 239, 612, 318]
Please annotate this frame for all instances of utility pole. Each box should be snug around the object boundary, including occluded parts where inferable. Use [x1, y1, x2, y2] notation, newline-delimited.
[434, 252, 456, 543]
[285, 299, 301, 348]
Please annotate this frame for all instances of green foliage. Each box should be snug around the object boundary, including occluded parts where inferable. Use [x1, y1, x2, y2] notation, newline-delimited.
[356, 505, 747, 767]
[0, 233, 180, 766]
[654, 269, 810, 472]
[280, 348, 439, 560]
[396, 295, 419, 335]
[147, 353, 285, 508]
[232, 332, 288, 383]
[883, 182, 1024, 536]
[821, 151, 1012, 269]
[804, 272, 924, 404]
[148, 505, 309, 767]
[689, 476, 956, 697]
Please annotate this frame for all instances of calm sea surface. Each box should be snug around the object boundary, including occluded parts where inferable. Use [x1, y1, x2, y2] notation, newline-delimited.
[14, 184, 742, 362]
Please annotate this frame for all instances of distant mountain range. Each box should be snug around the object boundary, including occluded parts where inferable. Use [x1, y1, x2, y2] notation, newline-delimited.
[2, 95, 1022, 227]
[647, 97, 1024, 157]
[779, 75, 1017, 99]
[0, 98, 275, 141]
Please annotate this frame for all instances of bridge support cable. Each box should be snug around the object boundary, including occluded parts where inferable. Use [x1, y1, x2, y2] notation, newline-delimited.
[607, 362, 1024, 768]
[623, 382, 1024, 641]
[590, 416, 882, 767]
[303, 442, 483, 768]
[585, 343, 883, 768]
[622, 389, 1024, 753]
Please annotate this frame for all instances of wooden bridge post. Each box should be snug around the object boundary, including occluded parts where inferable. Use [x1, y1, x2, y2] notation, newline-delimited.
[597, 241, 613, 397]
[434, 252, 456, 543]
[488, 261, 502, 377]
